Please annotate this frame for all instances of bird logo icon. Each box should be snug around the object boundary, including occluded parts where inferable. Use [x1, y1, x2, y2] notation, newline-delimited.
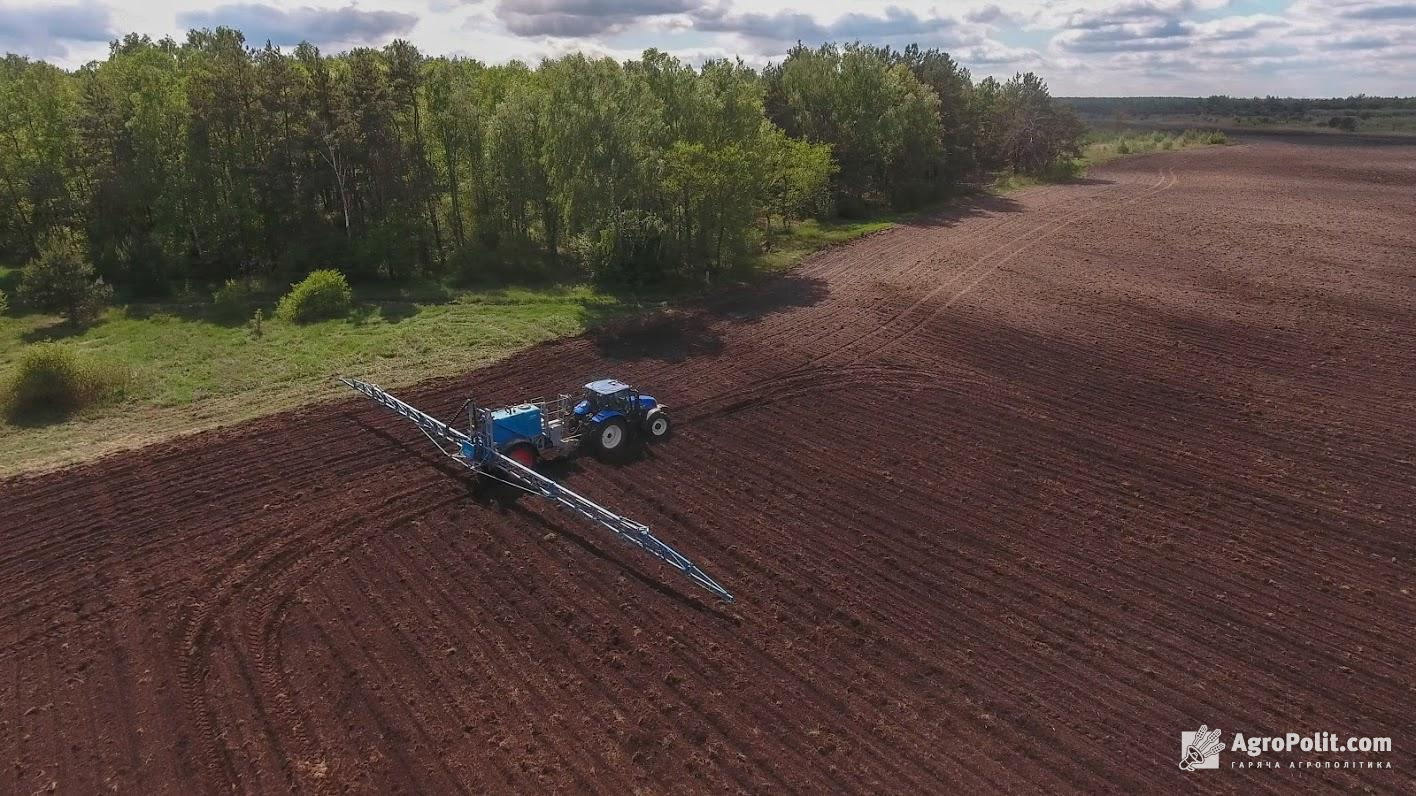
[1180, 725, 1224, 770]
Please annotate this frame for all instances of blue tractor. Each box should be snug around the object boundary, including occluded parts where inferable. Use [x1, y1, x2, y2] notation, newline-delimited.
[474, 378, 671, 470]
[569, 378, 672, 455]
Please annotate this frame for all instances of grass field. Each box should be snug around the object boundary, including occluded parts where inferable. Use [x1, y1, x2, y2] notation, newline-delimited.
[755, 217, 898, 273]
[0, 277, 638, 473]
[993, 128, 1225, 191]
[0, 132, 1223, 475]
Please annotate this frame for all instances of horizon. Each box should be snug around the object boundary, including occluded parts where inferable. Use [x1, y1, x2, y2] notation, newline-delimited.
[2, 0, 1414, 97]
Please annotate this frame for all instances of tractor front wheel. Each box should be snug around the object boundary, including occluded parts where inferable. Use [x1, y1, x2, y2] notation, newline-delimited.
[593, 417, 629, 457]
[645, 410, 672, 442]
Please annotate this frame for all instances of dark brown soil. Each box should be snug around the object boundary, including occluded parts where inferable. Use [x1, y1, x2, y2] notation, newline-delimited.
[3, 139, 1414, 793]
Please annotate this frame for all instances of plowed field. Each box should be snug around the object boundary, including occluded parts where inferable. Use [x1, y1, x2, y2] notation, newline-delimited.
[3, 138, 1414, 793]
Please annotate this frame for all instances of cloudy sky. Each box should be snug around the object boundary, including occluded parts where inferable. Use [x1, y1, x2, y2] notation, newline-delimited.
[1, 0, 1412, 96]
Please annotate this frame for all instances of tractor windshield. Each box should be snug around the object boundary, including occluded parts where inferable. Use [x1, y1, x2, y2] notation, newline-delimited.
[585, 387, 630, 410]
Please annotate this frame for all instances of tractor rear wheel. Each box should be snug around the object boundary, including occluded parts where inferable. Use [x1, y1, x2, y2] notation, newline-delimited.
[485, 443, 537, 504]
[504, 443, 537, 469]
[593, 417, 628, 457]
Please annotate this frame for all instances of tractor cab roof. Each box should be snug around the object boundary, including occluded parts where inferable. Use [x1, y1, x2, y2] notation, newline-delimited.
[584, 378, 631, 396]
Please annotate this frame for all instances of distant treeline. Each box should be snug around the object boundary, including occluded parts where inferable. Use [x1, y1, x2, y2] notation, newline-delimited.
[1, 33, 1083, 293]
[1064, 95, 1416, 118]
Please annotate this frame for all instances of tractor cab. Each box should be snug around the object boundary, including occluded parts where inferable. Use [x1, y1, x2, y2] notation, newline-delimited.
[577, 378, 638, 413]
[570, 378, 671, 454]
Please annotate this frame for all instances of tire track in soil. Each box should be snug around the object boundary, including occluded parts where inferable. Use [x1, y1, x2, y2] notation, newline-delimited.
[176, 480, 458, 794]
[352, 529, 632, 792]
[774, 171, 1158, 374]
[402, 494, 878, 792]
[834, 169, 1179, 369]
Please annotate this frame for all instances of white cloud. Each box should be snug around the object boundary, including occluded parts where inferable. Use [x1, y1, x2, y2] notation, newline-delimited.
[179, 4, 418, 47]
[495, 0, 698, 37]
[0, 0, 1410, 95]
[0, 1, 117, 59]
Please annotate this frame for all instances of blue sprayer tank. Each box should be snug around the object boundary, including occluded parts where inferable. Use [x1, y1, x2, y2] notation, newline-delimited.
[489, 404, 543, 448]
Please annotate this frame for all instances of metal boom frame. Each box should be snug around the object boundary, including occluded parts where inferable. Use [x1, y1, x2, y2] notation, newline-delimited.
[341, 377, 734, 604]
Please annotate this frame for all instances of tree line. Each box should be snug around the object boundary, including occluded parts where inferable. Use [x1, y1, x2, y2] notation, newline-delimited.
[1, 33, 1084, 296]
[1065, 95, 1416, 118]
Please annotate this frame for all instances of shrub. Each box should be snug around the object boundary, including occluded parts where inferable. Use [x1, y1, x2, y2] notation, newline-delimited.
[1204, 130, 1228, 145]
[1116, 139, 1132, 155]
[573, 211, 676, 287]
[18, 228, 112, 323]
[212, 278, 259, 322]
[275, 269, 353, 323]
[1039, 158, 1084, 181]
[3, 343, 128, 421]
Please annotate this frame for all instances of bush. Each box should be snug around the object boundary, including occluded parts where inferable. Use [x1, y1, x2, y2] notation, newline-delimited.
[1204, 130, 1228, 145]
[275, 269, 353, 323]
[18, 228, 113, 323]
[573, 211, 676, 287]
[212, 278, 259, 322]
[1116, 139, 1132, 155]
[3, 343, 128, 421]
